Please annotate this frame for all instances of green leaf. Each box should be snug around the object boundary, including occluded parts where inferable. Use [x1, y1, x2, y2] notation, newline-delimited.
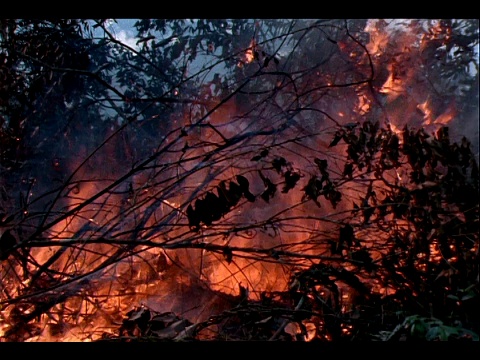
[426, 326, 449, 341]
[410, 321, 427, 338]
[460, 293, 477, 301]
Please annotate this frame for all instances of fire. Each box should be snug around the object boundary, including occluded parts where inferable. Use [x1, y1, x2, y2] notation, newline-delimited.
[355, 94, 371, 115]
[238, 38, 257, 68]
[365, 20, 390, 56]
[1, 19, 477, 342]
[245, 38, 256, 64]
[362, 18, 463, 141]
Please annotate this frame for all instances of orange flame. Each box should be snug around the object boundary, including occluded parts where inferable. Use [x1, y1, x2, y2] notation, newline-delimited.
[245, 38, 256, 64]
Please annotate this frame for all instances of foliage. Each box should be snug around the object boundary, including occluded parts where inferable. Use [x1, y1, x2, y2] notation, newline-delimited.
[373, 314, 479, 341]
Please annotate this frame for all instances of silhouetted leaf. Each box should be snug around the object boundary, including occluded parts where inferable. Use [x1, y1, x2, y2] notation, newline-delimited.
[0, 230, 17, 260]
[343, 122, 359, 130]
[329, 239, 342, 255]
[236, 175, 255, 202]
[351, 248, 376, 272]
[282, 170, 301, 193]
[225, 181, 243, 207]
[328, 189, 342, 209]
[204, 191, 223, 221]
[215, 184, 231, 213]
[272, 157, 287, 173]
[322, 180, 341, 209]
[328, 131, 344, 147]
[343, 162, 354, 179]
[194, 198, 211, 226]
[224, 247, 233, 264]
[314, 158, 328, 172]
[186, 204, 200, 231]
[216, 181, 239, 209]
[259, 171, 277, 203]
[339, 224, 355, 248]
[302, 175, 322, 207]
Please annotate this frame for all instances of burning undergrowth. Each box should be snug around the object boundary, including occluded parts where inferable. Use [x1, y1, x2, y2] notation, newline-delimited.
[0, 19, 479, 341]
